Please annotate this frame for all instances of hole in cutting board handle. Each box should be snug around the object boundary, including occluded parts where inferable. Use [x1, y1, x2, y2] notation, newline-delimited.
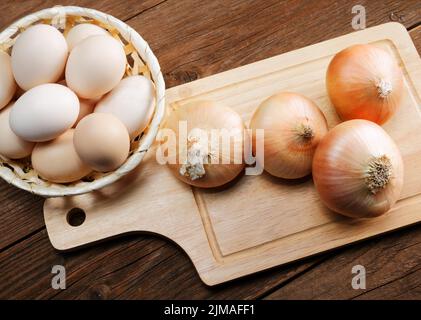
[67, 208, 86, 227]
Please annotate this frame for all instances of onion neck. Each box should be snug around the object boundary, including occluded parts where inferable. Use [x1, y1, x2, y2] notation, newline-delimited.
[376, 79, 392, 98]
[179, 136, 209, 181]
[365, 155, 392, 194]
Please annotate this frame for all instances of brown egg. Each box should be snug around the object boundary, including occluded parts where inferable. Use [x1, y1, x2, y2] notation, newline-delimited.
[56, 80, 98, 126]
[11, 24, 68, 91]
[74, 113, 130, 172]
[0, 103, 34, 159]
[73, 98, 96, 127]
[32, 130, 91, 183]
[65, 35, 126, 99]
[65, 23, 109, 51]
[0, 51, 16, 110]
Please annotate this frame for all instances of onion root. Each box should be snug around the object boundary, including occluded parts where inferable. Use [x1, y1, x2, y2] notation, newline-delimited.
[376, 79, 393, 98]
[365, 155, 392, 194]
[179, 135, 213, 181]
[296, 123, 314, 141]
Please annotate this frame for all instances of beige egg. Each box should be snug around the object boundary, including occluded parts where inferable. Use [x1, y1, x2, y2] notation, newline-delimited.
[59, 80, 103, 103]
[87, 95, 103, 104]
[66, 35, 126, 99]
[0, 104, 34, 159]
[32, 130, 91, 183]
[10, 84, 80, 142]
[55, 80, 97, 127]
[73, 99, 96, 127]
[0, 51, 17, 110]
[95, 76, 155, 139]
[11, 24, 68, 90]
[66, 23, 109, 51]
[74, 113, 130, 172]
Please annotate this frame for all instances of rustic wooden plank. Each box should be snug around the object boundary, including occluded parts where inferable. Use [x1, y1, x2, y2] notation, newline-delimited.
[410, 25, 421, 53]
[0, 230, 166, 299]
[0, 227, 322, 299]
[0, 0, 165, 31]
[0, 181, 44, 250]
[53, 247, 323, 299]
[353, 267, 421, 300]
[0, 0, 420, 299]
[124, 0, 421, 88]
[264, 224, 421, 300]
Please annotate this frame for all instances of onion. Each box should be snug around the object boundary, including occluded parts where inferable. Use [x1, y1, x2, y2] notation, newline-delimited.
[249, 92, 328, 179]
[163, 100, 245, 188]
[312, 119, 404, 218]
[326, 44, 404, 125]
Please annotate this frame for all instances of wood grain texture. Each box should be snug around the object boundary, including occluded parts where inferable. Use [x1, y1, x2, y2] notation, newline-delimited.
[129, 0, 421, 87]
[264, 224, 421, 300]
[0, 181, 44, 250]
[0, 0, 420, 299]
[411, 26, 421, 53]
[0, 227, 323, 299]
[0, 0, 165, 31]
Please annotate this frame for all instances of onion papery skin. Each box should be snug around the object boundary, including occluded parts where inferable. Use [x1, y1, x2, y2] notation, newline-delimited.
[312, 119, 404, 218]
[164, 100, 246, 188]
[326, 44, 404, 125]
[250, 92, 328, 179]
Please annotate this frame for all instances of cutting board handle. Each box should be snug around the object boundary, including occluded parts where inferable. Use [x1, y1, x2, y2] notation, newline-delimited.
[43, 194, 161, 250]
[43, 161, 219, 285]
[43, 154, 212, 260]
[42, 159, 179, 251]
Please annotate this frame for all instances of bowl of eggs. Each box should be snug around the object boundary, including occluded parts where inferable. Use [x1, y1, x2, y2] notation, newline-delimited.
[0, 6, 165, 197]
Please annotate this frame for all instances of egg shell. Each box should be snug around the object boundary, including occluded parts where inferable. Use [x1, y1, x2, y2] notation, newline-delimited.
[66, 23, 109, 51]
[73, 99, 96, 127]
[87, 94, 103, 104]
[55, 80, 97, 127]
[10, 84, 80, 142]
[0, 52, 17, 110]
[65, 35, 126, 99]
[95, 76, 155, 139]
[11, 24, 68, 91]
[32, 129, 92, 183]
[0, 104, 34, 159]
[74, 113, 130, 172]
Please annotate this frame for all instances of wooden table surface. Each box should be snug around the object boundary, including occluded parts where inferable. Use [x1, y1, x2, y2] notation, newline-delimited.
[1, 0, 420, 300]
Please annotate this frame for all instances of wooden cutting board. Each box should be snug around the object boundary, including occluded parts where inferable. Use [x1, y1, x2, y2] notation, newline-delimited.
[44, 23, 421, 286]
